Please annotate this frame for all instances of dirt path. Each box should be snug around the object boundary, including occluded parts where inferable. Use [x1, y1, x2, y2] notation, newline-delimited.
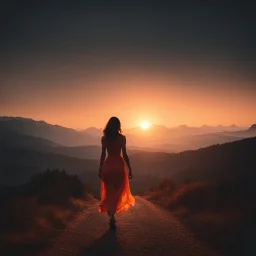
[39, 196, 217, 256]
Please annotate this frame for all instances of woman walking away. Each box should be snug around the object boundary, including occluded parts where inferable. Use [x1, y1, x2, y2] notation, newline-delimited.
[98, 116, 135, 228]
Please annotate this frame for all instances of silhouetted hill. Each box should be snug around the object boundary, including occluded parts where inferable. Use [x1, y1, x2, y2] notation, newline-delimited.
[0, 129, 102, 159]
[130, 137, 256, 183]
[2, 116, 253, 152]
[0, 116, 99, 146]
[220, 124, 256, 138]
[0, 129, 58, 149]
[0, 131, 159, 194]
[0, 146, 98, 185]
[249, 124, 256, 130]
[142, 138, 256, 256]
[1, 124, 255, 187]
[0, 129, 144, 160]
[83, 127, 103, 137]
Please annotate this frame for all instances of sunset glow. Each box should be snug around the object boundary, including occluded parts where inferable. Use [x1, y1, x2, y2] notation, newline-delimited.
[140, 121, 151, 130]
[1, 2, 256, 130]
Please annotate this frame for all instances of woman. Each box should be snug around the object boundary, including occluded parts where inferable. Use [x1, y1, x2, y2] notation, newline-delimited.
[98, 116, 135, 228]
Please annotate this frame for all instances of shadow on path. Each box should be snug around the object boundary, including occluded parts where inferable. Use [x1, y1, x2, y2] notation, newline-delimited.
[78, 228, 123, 256]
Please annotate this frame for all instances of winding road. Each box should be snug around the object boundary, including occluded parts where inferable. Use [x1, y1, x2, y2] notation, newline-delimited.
[39, 197, 217, 256]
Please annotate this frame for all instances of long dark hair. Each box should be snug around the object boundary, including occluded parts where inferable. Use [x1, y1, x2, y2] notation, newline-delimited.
[103, 116, 122, 140]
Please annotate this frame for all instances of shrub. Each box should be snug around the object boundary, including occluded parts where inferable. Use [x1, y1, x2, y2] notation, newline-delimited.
[168, 182, 209, 211]
[27, 169, 86, 206]
[0, 169, 93, 254]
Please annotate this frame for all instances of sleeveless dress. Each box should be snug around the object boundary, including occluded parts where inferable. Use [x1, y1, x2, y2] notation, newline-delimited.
[99, 135, 135, 214]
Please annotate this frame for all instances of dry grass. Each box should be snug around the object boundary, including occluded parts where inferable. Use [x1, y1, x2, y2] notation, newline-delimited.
[144, 179, 256, 256]
[0, 170, 94, 255]
[1, 195, 93, 249]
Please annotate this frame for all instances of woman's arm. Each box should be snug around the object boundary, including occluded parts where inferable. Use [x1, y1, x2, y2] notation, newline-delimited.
[98, 136, 106, 178]
[121, 135, 133, 179]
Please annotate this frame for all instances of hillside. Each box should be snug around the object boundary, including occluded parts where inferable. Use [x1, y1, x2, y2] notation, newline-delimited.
[0, 147, 98, 185]
[130, 137, 256, 183]
[0, 117, 99, 146]
[1, 126, 255, 189]
[0, 129, 102, 159]
[142, 137, 256, 256]
[1, 117, 255, 195]
[0, 129, 146, 159]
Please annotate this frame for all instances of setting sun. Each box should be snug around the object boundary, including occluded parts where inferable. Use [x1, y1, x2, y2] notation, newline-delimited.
[140, 120, 151, 130]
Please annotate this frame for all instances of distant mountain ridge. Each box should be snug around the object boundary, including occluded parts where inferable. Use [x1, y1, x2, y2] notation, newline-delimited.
[0, 116, 99, 146]
[0, 116, 254, 152]
[249, 124, 256, 130]
[124, 123, 250, 150]
[0, 129, 144, 160]
[0, 129, 102, 159]
[83, 127, 103, 137]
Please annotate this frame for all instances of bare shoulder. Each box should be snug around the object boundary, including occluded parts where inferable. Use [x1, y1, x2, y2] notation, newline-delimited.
[120, 134, 126, 139]
[101, 136, 106, 143]
[120, 134, 126, 143]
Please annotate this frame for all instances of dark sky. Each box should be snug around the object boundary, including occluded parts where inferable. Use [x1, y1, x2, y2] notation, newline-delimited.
[1, 1, 256, 128]
[2, 2, 255, 58]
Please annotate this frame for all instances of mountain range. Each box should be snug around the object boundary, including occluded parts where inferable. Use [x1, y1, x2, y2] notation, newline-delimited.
[1, 116, 255, 152]
[0, 116, 255, 197]
[1, 125, 255, 193]
[0, 116, 99, 146]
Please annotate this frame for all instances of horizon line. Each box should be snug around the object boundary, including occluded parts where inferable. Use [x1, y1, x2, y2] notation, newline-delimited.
[0, 115, 252, 130]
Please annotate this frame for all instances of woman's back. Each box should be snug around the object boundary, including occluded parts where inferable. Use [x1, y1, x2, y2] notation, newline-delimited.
[104, 134, 123, 157]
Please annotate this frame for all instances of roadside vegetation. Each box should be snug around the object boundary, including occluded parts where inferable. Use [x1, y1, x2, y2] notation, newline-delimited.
[0, 169, 94, 256]
[141, 177, 255, 256]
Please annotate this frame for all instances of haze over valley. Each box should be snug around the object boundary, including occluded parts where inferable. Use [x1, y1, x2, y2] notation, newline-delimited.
[1, 116, 255, 190]
[1, 116, 254, 152]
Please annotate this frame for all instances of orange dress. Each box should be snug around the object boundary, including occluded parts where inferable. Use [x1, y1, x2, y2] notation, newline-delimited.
[99, 135, 135, 214]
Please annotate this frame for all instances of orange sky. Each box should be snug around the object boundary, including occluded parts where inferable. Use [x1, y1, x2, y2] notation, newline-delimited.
[1, 66, 255, 129]
[1, 2, 256, 130]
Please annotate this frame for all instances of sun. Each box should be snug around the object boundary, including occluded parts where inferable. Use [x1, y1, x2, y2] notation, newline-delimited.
[140, 120, 151, 130]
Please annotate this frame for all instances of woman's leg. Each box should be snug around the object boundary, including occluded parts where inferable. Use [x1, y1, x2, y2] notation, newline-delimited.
[111, 213, 116, 222]
[108, 210, 116, 226]
[108, 211, 115, 220]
